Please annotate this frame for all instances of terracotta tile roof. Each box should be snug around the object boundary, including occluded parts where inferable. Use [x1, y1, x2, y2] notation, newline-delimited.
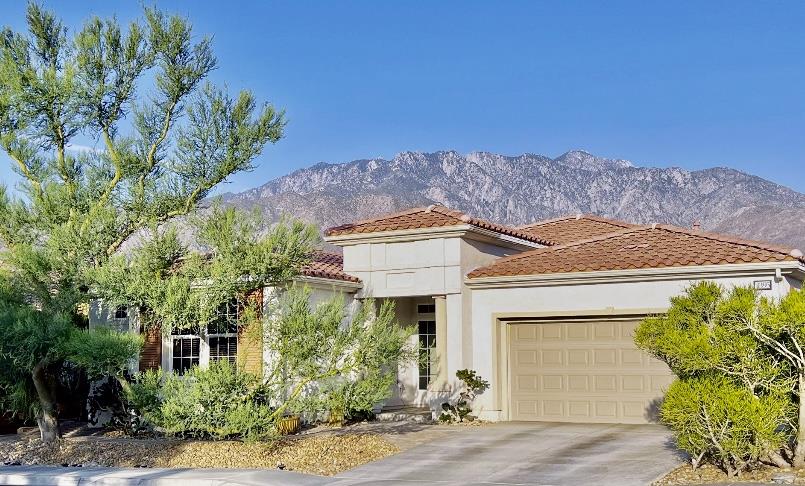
[300, 251, 360, 283]
[468, 225, 805, 279]
[325, 205, 551, 245]
[519, 214, 637, 245]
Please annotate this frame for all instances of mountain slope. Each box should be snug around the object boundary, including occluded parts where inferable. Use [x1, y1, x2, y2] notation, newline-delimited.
[221, 150, 805, 250]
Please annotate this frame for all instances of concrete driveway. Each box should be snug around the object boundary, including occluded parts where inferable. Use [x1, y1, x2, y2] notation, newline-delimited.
[0, 423, 684, 486]
[332, 422, 684, 486]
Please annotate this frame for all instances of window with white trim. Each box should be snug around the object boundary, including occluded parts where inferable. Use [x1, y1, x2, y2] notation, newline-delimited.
[417, 302, 436, 390]
[168, 298, 241, 374]
[171, 328, 200, 375]
[208, 299, 239, 364]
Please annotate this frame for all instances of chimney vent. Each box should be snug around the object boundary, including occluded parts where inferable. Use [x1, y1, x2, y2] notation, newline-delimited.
[692, 220, 701, 231]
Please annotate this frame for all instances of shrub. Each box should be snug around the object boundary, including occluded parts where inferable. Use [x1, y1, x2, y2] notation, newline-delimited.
[661, 375, 791, 476]
[265, 288, 415, 422]
[127, 361, 275, 441]
[439, 369, 489, 423]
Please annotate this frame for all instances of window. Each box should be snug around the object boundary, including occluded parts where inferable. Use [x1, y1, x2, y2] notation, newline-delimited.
[169, 299, 241, 374]
[172, 335, 200, 375]
[114, 305, 128, 319]
[417, 304, 436, 314]
[208, 299, 239, 364]
[418, 320, 436, 390]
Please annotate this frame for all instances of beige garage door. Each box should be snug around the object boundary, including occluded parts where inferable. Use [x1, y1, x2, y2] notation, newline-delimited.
[508, 318, 675, 424]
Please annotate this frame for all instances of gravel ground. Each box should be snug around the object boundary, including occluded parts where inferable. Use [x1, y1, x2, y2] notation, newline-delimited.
[655, 463, 802, 485]
[0, 433, 398, 476]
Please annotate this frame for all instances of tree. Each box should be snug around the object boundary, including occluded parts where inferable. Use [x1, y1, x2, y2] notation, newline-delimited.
[0, 3, 285, 441]
[92, 205, 319, 337]
[635, 282, 805, 474]
[741, 287, 805, 466]
[264, 287, 415, 422]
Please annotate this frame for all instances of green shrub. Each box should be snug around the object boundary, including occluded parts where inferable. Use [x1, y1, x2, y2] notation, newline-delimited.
[661, 375, 791, 476]
[128, 361, 275, 441]
[439, 369, 489, 423]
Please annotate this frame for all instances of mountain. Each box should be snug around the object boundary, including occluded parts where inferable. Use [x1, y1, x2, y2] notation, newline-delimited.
[220, 150, 805, 250]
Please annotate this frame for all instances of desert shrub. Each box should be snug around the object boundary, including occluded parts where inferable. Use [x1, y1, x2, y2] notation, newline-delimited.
[661, 375, 791, 476]
[127, 361, 275, 441]
[265, 288, 415, 422]
[636, 282, 804, 473]
[439, 369, 489, 423]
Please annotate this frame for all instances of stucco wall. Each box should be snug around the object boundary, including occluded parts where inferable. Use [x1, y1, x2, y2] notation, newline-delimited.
[342, 237, 464, 297]
[469, 272, 797, 420]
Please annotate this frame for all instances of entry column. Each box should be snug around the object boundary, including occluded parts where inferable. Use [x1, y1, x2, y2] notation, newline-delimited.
[431, 295, 449, 390]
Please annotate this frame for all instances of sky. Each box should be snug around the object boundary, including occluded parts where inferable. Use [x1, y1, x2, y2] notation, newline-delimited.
[2, 0, 805, 194]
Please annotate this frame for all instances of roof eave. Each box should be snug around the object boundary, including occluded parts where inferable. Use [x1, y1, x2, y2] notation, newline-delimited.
[293, 275, 363, 290]
[466, 261, 805, 289]
[324, 224, 544, 250]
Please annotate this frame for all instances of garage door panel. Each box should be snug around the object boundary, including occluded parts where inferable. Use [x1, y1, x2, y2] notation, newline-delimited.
[621, 349, 645, 366]
[566, 323, 589, 340]
[540, 324, 562, 340]
[567, 375, 589, 392]
[509, 319, 674, 424]
[566, 349, 588, 365]
[542, 349, 564, 365]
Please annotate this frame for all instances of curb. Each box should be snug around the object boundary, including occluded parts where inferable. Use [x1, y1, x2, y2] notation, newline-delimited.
[0, 465, 332, 486]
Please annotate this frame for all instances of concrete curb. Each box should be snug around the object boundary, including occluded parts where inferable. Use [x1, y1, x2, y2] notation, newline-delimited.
[0, 466, 332, 486]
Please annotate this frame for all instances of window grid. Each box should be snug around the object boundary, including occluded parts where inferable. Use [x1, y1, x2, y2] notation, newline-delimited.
[172, 336, 200, 375]
[208, 299, 239, 364]
[417, 304, 436, 314]
[418, 320, 436, 390]
[114, 306, 128, 319]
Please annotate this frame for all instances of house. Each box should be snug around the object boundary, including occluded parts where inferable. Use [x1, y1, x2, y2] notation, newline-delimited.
[91, 204, 805, 425]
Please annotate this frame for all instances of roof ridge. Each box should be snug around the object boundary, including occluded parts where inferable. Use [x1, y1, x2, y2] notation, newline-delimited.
[324, 206, 431, 235]
[458, 212, 554, 245]
[326, 204, 553, 245]
[519, 213, 634, 230]
[470, 226, 648, 270]
[653, 224, 804, 260]
[427, 204, 469, 221]
[518, 215, 576, 229]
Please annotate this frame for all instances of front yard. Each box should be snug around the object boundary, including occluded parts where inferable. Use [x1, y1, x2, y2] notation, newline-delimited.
[0, 428, 399, 476]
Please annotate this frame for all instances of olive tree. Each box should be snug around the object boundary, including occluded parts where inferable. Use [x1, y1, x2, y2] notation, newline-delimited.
[0, 3, 284, 441]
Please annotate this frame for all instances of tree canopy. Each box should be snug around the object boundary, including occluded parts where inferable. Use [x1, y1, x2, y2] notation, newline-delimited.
[636, 282, 805, 474]
[0, 3, 286, 441]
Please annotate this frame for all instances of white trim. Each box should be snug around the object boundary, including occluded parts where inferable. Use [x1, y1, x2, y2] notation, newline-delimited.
[325, 224, 543, 250]
[466, 261, 805, 289]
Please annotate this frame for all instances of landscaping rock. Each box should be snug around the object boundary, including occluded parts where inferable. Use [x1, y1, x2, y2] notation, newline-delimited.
[0, 433, 398, 477]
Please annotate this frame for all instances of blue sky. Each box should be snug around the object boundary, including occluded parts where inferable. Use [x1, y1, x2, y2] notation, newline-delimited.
[2, 1, 805, 194]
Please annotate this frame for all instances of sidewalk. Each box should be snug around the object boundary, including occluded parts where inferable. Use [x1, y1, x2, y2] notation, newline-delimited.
[0, 465, 331, 486]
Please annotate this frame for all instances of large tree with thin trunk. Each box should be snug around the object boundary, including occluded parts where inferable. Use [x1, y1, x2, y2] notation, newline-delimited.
[0, 3, 284, 441]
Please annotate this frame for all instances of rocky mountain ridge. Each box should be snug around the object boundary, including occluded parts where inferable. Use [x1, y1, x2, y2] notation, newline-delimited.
[220, 150, 805, 250]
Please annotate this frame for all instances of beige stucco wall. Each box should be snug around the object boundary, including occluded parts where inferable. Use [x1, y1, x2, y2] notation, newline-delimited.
[343, 237, 464, 297]
[469, 271, 798, 421]
[338, 234, 533, 412]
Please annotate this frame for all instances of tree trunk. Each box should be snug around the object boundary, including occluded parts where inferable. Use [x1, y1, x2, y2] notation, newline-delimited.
[32, 360, 60, 442]
[766, 450, 791, 469]
[794, 373, 805, 468]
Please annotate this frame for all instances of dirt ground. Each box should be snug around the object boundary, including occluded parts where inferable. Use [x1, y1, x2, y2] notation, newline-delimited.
[655, 463, 803, 485]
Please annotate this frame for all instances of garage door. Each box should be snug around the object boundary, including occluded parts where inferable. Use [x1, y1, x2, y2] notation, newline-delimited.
[508, 318, 675, 424]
